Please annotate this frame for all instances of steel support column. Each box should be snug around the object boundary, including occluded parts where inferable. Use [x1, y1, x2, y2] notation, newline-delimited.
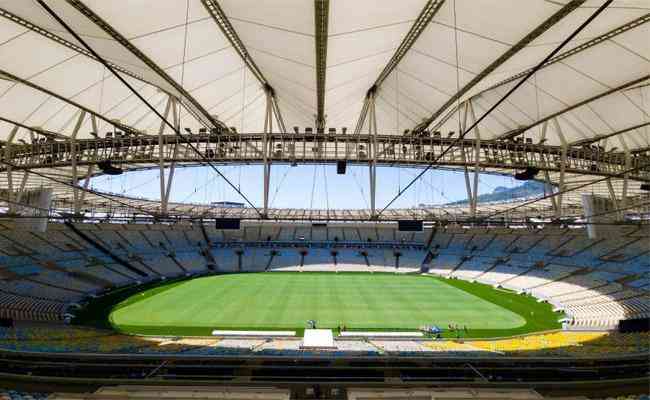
[460, 102, 473, 208]
[468, 101, 481, 218]
[158, 97, 174, 215]
[539, 121, 559, 215]
[162, 97, 180, 209]
[605, 178, 621, 220]
[71, 110, 86, 215]
[368, 93, 378, 219]
[619, 136, 631, 210]
[163, 144, 178, 208]
[4, 126, 18, 213]
[553, 118, 568, 218]
[79, 164, 94, 205]
[262, 90, 273, 218]
[90, 115, 98, 136]
[14, 171, 29, 205]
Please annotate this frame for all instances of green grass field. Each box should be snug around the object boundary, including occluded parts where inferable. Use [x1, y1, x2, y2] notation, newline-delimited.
[108, 272, 562, 338]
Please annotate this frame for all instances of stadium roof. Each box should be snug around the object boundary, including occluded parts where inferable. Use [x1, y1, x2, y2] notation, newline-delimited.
[0, 0, 649, 220]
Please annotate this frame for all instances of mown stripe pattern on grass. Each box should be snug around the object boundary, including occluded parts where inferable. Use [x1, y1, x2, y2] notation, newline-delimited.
[109, 273, 560, 337]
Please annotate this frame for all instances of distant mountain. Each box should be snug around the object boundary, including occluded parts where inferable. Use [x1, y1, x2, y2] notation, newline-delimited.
[443, 180, 547, 206]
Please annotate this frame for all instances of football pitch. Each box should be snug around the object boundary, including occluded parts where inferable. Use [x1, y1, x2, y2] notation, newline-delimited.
[108, 273, 562, 337]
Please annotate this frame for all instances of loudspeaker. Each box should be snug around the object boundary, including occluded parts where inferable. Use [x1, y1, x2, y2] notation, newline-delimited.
[514, 166, 540, 181]
[619, 317, 650, 333]
[215, 218, 241, 230]
[337, 161, 346, 175]
[398, 220, 423, 231]
[0, 318, 13, 328]
[97, 160, 124, 175]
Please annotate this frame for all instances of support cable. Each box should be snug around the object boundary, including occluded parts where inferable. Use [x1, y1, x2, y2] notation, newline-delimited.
[36, 0, 262, 216]
[480, 161, 650, 221]
[413, 0, 586, 134]
[0, 159, 157, 217]
[0, 195, 50, 214]
[200, 0, 288, 132]
[309, 164, 318, 210]
[583, 198, 650, 221]
[377, 0, 614, 218]
[323, 164, 330, 214]
[354, 0, 447, 135]
[65, 221, 148, 277]
[351, 169, 370, 210]
[270, 167, 291, 207]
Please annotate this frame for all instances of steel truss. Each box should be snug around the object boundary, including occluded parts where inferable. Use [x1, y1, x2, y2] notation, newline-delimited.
[413, 0, 586, 134]
[314, 0, 330, 130]
[63, 0, 227, 130]
[3, 133, 649, 182]
[23, 189, 650, 223]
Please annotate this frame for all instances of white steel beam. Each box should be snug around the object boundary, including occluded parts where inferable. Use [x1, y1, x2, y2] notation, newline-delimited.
[158, 96, 174, 215]
[552, 118, 568, 217]
[369, 93, 378, 219]
[71, 110, 87, 214]
[263, 91, 273, 218]
[605, 178, 621, 220]
[468, 101, 481, 218]
[79, 164, 94, 204]
[4, 126, 19, 212]
[414, 0, 586, 133]
[460, 102, 473, 207]
[619, 136, 631, 210]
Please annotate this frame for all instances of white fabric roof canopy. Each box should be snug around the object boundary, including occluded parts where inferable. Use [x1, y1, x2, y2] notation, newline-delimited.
[0, 0, 647, 149]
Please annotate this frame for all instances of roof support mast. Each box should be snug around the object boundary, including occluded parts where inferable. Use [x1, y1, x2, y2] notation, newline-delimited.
[499, 75, 650, 140]
[201, 0, 287, 134]
[0, 69, 140, 136]
[472, 12, 650, 107]
[353, 0, 447, 218]
[368, 92, 377, 219]
[158, 95, 179, 216]
[355, 0, 447, 135]
[377, 0, 611, 218]
[436, 13, 650, 134]
[64, 0, 228, 131]
[263, 91, 274, 218]
[468, 101, 481, 219]
[314, 0, 330, 131]
[0, 7, 189, 116]
[412, 0, 586, 135]
[201, 0, 290, 218]
[36, 0, 262, 216]
[460, 103, 474, 211]
[4, 126, 19, 214]
[70, 110, 86, 215]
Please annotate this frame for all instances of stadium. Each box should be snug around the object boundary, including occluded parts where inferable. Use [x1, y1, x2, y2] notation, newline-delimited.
[0, 0, 648, 399]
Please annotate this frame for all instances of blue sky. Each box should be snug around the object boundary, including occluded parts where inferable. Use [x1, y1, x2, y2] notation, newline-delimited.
[91, 164, 521, 209]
